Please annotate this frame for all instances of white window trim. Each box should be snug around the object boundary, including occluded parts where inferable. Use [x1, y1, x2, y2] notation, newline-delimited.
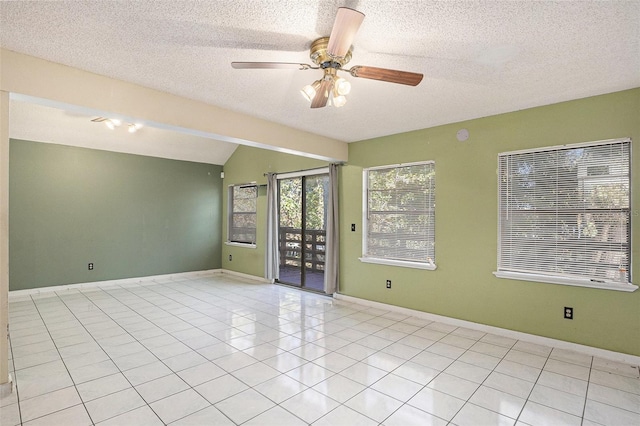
[227, 183, 257, 246]
[224, 241, 257, 249]
[362, 161, 437, 270]
[493, 271, 637, 292]
[498, 137, 628, 156]
[494, 137, 634, 292]
[359, 256, 437, 270]
[277, 167, 329, 180]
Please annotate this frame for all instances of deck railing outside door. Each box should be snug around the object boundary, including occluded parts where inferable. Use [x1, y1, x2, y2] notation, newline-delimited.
[278, 227, 326, 272]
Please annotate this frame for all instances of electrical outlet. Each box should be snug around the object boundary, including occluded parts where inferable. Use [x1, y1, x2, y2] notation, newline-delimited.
[88, 263, 94, 271]
[564, 307, 573, 320]
[351, 224, 356, 232]
[229, 254, 232, 261]
[386, 280, 392, 289]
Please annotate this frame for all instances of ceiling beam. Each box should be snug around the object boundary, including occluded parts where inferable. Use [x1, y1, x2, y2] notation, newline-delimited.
[0, 49, 348, 162]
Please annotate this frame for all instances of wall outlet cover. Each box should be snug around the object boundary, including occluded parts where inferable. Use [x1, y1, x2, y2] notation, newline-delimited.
[564, 307, 573, 319]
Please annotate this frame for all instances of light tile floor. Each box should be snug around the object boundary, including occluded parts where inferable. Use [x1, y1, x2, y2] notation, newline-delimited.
[1, 274, 639, 425]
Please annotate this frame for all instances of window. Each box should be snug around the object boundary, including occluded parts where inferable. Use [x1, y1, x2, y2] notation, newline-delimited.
[495, 138, 635, 291]
[228, 184, 257, 245]
[361, 161, 436, 270]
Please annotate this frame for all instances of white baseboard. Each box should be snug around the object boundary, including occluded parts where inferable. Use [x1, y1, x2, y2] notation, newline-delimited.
[0, 374, 13, 392]
[8, 269, 222, 299]
[334, 293, 640, 366]
[8, 269, 268, 299]
[220, 269, 271, 284]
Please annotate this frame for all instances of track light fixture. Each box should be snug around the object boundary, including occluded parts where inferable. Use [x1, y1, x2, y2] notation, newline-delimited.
[91, 117, 143, 133]
[103, 118, 124, 130]
[128, 123, 143, 133]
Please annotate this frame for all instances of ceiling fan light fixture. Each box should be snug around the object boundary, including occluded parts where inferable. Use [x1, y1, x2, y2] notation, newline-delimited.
[334, 77, 351, 95]
[300, 84, 316, 102]
[301, 80, 322, 102]
[330, 79, 348, 107]
[332, 94, 347, 107]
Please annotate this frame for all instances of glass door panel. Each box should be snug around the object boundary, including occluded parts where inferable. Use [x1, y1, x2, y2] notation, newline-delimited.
[277, 173, 328, 292]
[278, 177, 302, 286]
[302, 175, 328, 292]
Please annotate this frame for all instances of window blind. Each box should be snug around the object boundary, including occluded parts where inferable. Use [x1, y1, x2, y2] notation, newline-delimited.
[498, 139, 631, 284]
[365, 162, 435, 264]
[229, 185, 257, 244]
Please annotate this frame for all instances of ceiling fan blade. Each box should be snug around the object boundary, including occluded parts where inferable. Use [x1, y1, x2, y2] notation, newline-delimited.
[310, 79, 332, 109]
[349, 66, 424, 86]
[326, 7, 365, 58]
[231, 62, 313, 70]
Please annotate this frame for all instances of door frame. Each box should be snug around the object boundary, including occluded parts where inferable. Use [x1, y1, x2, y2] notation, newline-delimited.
[276, 167, 329, 292]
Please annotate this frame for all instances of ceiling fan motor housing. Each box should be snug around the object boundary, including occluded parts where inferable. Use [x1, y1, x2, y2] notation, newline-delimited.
[310, 37, 352, 70]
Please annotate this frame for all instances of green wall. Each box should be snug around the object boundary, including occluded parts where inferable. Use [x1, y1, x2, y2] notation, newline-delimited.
[343, 88, 639, 356]
[224, 89, 639, 356]
[221, 145, 328, 277]
[9, 140, 223, 290]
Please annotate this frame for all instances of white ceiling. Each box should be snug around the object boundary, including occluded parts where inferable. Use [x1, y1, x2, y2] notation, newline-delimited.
[1, 1, 639, 159]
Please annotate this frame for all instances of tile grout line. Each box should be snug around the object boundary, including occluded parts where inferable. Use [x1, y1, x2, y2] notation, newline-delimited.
[582, 356, 595, 426]
[21, 293, 93, 425]
[323, 321, 477, 424]
[216, 282, 384, 425]
[438, 332, 518, 424]
[100, 278, 284, 425]
[82, 281, 234, 425]
[145, 279, 269, 425]
[312, 312, 507, 424]
[52, 286, 169, 425]
[513, 346, 552, 425]
[149, 278, 326, 425]
[361, 325, 461, 425]
[6, 319, 23, 426]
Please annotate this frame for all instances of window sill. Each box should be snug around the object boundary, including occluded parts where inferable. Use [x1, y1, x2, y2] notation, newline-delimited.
[359, 257, 437, 270]
[225, 242, 257, 249]
[493, 271, 638, 292]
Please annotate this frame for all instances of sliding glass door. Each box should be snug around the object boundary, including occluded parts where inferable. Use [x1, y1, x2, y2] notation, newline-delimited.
[277, 173, 328, 292]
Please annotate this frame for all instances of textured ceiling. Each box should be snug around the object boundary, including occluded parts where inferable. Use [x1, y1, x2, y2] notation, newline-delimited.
[1, 0, 639, 147]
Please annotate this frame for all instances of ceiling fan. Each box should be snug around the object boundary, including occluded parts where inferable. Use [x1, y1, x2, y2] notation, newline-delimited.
[231, 7, 423, 109]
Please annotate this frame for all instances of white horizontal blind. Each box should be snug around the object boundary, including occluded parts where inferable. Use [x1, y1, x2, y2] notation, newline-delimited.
[498, 139, 631, 283]
[229, 185, 257, 244]
[365, 162, 435, 263]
